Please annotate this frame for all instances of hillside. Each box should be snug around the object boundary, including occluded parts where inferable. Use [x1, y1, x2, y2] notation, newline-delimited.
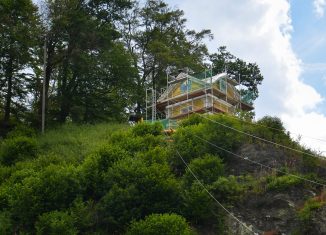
[0, 114, 325, 234]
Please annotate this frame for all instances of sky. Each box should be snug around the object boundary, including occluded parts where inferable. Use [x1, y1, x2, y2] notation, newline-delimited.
[165, 0, 326, 153]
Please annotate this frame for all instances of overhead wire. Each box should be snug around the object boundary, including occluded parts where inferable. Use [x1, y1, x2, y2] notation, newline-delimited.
[199, 114, 322, 158]
[194, 134, 326, 187]
[157, 109, 258, 235]
[220, 114, 326, 143]
[159, 94, 324, 158]
[156, 101, 326, 187]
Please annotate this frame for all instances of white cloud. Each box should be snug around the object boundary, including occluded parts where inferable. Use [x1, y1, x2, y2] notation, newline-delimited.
[168, 0, 326, 153]
[313, 0, 326, 18]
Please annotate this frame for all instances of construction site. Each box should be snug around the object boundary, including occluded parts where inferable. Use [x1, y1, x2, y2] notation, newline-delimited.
[145, 69, 255, 129]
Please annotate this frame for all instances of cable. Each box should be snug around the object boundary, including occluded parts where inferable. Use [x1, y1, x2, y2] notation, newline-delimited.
[194, 134, 326, 187]
[157, 99, 326, 186]
[220, 113, 326, 143]
[159, 96, 324, 158]
[159, 120, 258, 234]
[199, 114, 322, 158]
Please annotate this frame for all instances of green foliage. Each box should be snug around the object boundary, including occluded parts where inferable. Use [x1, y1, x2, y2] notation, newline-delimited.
[79, 144, 129, 199]
[210, 46, 263, 101]
[38, 123, 128, 161]
[35, 211, 77, 235]
[7, 165, 81, 231]
[6, 125, 36, 138]
[111, 130, 164, 155]
[0, 211, 12, 235]
[126, 213, 195, 235]
[266, 175, 303, 191]
[209, 176, 245, 202]
[171, 124, 208, 172]
[298, 199, 325, 221]
[132, 122, 163, 136]
[250, 116, 289, 142]
[183, 154, 224, 187]
[97, 157, 181, 232]
[136, 146, 171, 165]
[182, 182, 217, 224]
[179, 114, 204, 127]
[204, 115, 246, 157]
[0, 136, 38, 165]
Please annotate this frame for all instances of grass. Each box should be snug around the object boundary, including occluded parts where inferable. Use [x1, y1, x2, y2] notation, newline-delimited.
[37, 122, 129, 162]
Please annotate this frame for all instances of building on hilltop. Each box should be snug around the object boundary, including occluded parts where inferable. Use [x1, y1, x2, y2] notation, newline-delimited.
[146, 70, 254, 129]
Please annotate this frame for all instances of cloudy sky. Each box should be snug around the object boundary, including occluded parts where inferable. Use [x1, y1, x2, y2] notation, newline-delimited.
[165, 0, 326, 153]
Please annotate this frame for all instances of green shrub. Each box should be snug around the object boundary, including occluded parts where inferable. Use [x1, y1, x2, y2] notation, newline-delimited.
[171, 125, 208, 173]
[132, 122, 163, 136]
[298, 198, 325, 221]
[79, 144, 129, 199]
[111, 130, 164, 155]
[97, 158, 182, 232]
[179, 114, 203, 127]
[203, 115, 245, 158]
[183, 154, 224, 187]
[0, 136, 38, 165]
[0, 211, 12, 235]
[126, 213, 195, 235]
[182, 182, 218, 224]
[209, 176, 245, 202]
[35, 211, 77, 235]
[8, 165, 81, 231]
[6, 126, 36, 139]
[266, 175, 303, 191]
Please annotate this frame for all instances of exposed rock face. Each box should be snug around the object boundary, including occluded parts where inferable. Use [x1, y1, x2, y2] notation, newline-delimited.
[226, 144, 302, 176]
[304, 205, 326, 234]
[223, 143, 326, 235]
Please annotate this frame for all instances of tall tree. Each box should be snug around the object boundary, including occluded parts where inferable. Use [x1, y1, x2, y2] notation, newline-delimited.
[0, 0, 40, 133]
[36, 0, 136, 124]
[120, 0, 212, 115]
[210, 46, 264, 103]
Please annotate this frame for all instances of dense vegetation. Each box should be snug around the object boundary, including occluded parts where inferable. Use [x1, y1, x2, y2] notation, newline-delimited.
[0, 114, 324, 234]
[0, 0, 263, 136]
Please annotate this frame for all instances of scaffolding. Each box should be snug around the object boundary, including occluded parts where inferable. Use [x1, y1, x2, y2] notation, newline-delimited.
[146, 69, 255, 129]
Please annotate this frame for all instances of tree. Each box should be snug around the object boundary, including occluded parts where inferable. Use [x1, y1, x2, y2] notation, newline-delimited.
[35, 0, 136, 125]
[121, 0, 212, 115]
[210, 46, 264, 103]
[0, 0, 40, 133]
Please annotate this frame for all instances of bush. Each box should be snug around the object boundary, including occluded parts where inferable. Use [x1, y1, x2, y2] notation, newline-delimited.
[79, 144, 129, 199]
[35, 211, 77, 235]
[111, 130, 164, 155]
[182, 182, 217, 224]
[126, 213, 195, 235]
[0, 136, 38, 165]
[266, 175, 303, 191]
[298, 198, 325, 221]
[8, 165, 81, 232]
[96, 158, 182, 232]
[171, 125, 208, 173]
[183, 154, 224, 187]
[132, 122, 163, 137]
[0, 211, 12, 235]
[179, 114, 203, 127]
[6, 126, 36, 139]
[209, 176, 245, 202]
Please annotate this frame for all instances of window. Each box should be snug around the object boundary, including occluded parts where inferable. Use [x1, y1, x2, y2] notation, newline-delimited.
[180, 105, 192, 114]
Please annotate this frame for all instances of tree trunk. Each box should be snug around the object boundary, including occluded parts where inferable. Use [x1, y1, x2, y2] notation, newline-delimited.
[38, 39, 55, 128]
[3, 58, 13, 129]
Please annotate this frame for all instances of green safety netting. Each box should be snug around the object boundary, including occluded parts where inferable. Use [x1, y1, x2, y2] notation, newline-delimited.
[145, 119, 178, 129]
[192, 70, 214, 80]
[241, 90, 255, 105]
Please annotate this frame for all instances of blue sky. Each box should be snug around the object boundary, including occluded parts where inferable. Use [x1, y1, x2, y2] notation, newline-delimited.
[291, 0, 326, 113]
[165, 0, 326, 152]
